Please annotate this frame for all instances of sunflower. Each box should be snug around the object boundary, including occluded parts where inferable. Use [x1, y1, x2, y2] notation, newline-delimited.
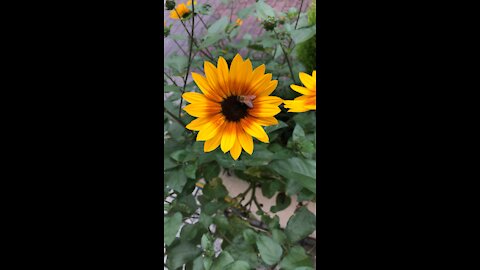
[283, 71, 317, 112]
[182, 54, 283, 160]
[169, 3, 191, 20]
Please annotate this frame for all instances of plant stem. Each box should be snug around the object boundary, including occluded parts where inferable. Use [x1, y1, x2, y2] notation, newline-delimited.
[287, 0, 305, 49]
[164, 107, 187, 128]
[172, 39, 188, 56]
[178, 1, 196, 118]
[274, 30, 297, 84]
[174, 9, 215, 61]
[163, 71, 179, 86]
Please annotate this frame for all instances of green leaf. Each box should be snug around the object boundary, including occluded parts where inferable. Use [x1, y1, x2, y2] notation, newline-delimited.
[180, 223, 205, 242]
[171, 194, 198, 216]
[203, 177, 228, 200]
[292, 124, 305, 142]
[271, 229, 287, 245]
[270, 158, 316, 193]
[256, 0, 276, 20]
[208, 16, 229, 35]
[291, 26, 316, 45]
[171, 149, 197, 162]
[201, 34, 224, 49]
[264, 120, 288, 134]
[224, 260, 250, 270]
[297, 188, 315, 202]
[165, 54, 188, 73]
[164, 212, 182, 246]
[261, 180, 281, 199]
[164, 84, 181, 93]
[202, 200, 228, 215]
[213, 214, 229, 232]
[164, 157, 179, 171]
[186, 256, 205, 270]
[165, 168, 188, 193]
[201, 234, 215, 257]
[256, 235, 283, 265]
[285, 207, 316, 243]
[270, 192, 291, 213]
[211, 251, 235, 270]
[166, 241, 202, 270]
[204, 257, 213, 270]
[278, 246, 313, 270]
[202, 161, 220, 181]
[285, 177, 304, 196]
[238, 5, 255, 18]
[199, 212, 213, 229]
[242, 228, 257, 244]
[184, 163, 197, 179]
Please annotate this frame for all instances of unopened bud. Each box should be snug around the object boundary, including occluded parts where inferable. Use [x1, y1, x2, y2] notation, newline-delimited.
[165, 0, 175, 10]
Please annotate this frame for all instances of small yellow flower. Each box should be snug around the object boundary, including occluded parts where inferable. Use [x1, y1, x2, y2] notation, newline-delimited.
[182, 54, 282, 160]
[186, 0, 198, 5]
[235, 18, 243, 26]
[169, 3, 191, 20]
[284, 71, 317, 112]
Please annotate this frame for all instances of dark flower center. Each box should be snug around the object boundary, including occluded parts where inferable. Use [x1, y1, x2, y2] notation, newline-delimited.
[221, 96, 249, 122]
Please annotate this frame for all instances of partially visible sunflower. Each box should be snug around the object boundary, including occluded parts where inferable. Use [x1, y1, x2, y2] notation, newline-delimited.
[182, 54, 283, 160]
[169, 3, 191, 20]
[284, 71, 316, 112]
[235, 18, 243, 26]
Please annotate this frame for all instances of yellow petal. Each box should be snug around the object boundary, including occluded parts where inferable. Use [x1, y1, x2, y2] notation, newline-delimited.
[196, 117, 225, 141]
[249, 73, 272, 96]
[229, 139, 242, 160]
[299, 72, 315, 90]
[204, 128, 223, 152]
[252, 116, 279, 126]
[204, 62, 224, 98]
[186, 115, 217, 131]
[241, 118, 269, 143]
[237, 124, 253, 155]
[182, 92, 218, 105]
[245, 64, 266, 93]
[191, 72, 223, 102]
[229, 54, 245, 96]
[183, 103, 221, 118]
[217, 57, 230, 97]
[248, 104, 281, 118]
[290, 84, 315, 95]
[256, 80, 278, 97]
[221, 122, 236, 152]
[253, 96, 283, 106]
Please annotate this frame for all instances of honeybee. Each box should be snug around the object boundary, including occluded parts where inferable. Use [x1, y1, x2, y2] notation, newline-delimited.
[238, 95, 256, 108]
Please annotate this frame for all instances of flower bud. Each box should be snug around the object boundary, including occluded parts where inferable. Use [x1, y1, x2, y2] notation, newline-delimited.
[262, 16, 277, 31]
[165, 0, 175, 10]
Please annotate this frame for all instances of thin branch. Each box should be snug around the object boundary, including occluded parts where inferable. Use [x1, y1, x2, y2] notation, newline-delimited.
[287, 0, 305, 49]
[172, 39, 188, 56]
[178, 1, 196, 117]
[164, 107, 187, 128]
[164, 71, 179, 86]
[197, 14, 209, 29]
[274, 30, 297, 84]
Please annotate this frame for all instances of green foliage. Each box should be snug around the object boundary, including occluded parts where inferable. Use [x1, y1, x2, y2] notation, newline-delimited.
[164, 1, 317, 268]
[296, 0, 317, 73]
